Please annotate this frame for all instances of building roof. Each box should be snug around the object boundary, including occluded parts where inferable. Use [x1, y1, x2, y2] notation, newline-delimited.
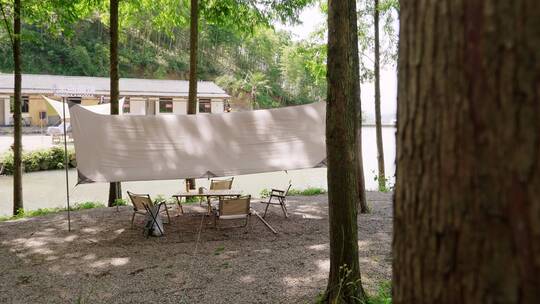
[0, 73, 230, 98]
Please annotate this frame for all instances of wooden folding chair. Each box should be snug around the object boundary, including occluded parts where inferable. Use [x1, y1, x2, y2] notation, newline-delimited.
[127, 191, 171, 228]
[213, 195, 251, 229]
[202, 177, 235, 206]
[210, 177, 234, 190]
[261, 183, 292, 218]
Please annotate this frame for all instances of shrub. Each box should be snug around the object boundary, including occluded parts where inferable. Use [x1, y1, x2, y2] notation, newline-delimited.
[0, 201, 106, 222]
[0, 152, 14, 175]
[0, 147, 76, 175]
[72, 202, 105, 210]
[288, 187, 327, 196]
[112, 198, 128, 206]
[260, 187, 326, 198]
[368, 281, 392, 304]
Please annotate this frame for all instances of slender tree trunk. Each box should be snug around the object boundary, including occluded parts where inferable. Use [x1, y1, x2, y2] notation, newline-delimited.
[187, 0, 198, 115]
[12, 0, 22, 215]
[374, 0, 386, 192]
[324, 0, 367, 301]
[394, 1, 540, 303]
[355, 0, 368, 214]
[108, 0, 121, 206]
[185, 0, 199, 189]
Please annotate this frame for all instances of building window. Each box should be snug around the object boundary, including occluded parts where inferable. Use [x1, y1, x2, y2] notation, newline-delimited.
[199, 99, 211, 113]
[10, 96, 29, 113]
[100, 96, 110, 104]
[122, 97, 130, 114]
[159, 97, 173, 113]
[67, 96, 82, 104]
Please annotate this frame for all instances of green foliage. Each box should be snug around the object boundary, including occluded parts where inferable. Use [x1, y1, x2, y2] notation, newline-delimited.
[73, 201, 105, 210]
[154, 194, 167, 204]
[260, 187, 326, 198]
[317, 264, 367, 304]
[184, 196, 199, 204]
[0, 201, 105, 221]
[0, 146, 76, 175]
[280, 40, 327, 103]
[288, 187, 327, 196]
[367, 281, 392, 304]
[112, 198, 128, 206]
[373, 172, 393, 193]
[214, 245, 225, 255]
[0, 13, 326, 109]
[259, 188, 271, 198]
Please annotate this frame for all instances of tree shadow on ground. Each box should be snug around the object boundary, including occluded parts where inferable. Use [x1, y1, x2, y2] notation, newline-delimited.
[0, 192, 392, 303]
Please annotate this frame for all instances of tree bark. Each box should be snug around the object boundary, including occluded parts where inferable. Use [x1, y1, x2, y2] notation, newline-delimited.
[186, 0, 199, 189]
[355, 0, 368, 215]
[394, 1, 540, 303]
[324, 0, 367, 301]
[374, 0, 386, 192]
[108, 0, 121, 206]
[188, 0, 198, 115]
[12, 0, 22, 215]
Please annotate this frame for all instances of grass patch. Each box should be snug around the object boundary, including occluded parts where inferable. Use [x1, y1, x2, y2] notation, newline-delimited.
[184, 197, 200, 204]
[288, 187, 327, 196]
[368, 281, 391, 304]
[214, 245, 225, 255]
[112, 198, 128, 206]
[73, 202, 105, 210]
[314, 281, 391, 304]
[0, 201, 105, 222]
[260, 187, 326, 198]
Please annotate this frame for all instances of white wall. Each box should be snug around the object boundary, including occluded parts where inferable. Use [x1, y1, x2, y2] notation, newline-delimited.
[173, 98, 187, 114]
[128, 98, 146, 115]
[211, 99, 224, 113]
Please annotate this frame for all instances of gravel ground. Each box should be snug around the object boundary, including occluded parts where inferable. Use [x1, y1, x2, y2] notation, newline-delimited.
[0, 192, 392, 304]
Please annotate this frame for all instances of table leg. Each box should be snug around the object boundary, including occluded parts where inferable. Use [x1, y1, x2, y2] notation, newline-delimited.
[206, 196, 212, 215]
[174, 197, 184, 216]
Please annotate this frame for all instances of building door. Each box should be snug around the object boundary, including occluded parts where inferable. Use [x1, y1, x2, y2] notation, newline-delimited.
[145, 99, 155, 115]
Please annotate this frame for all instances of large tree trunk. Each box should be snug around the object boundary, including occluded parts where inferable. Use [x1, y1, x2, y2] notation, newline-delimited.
[185, 0, 198, 189]
[324, 0, 367, 301]
[373, 0, 386, 192]
[108, 0, 121, 206]
[394, 1, 540, 303]
[356, 1, 368, 214]
[12, 0, 22, 215]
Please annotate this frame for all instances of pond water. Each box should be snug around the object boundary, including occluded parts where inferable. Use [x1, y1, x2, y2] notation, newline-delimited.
[0, 126, 396, 216]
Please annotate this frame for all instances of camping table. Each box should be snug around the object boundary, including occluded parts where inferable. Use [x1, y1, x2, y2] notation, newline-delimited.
[172, 190, 243, 215]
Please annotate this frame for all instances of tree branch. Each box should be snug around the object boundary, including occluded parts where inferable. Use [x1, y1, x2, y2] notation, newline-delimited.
[0, 1, 14, 47]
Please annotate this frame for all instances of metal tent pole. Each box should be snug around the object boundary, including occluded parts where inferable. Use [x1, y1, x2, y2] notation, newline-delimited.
[62, 97, 71, 231]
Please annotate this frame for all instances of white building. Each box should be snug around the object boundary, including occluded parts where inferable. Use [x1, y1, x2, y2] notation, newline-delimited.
[0, 73, 230, 126]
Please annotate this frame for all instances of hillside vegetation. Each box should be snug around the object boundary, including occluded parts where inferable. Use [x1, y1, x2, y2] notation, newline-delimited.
[0, 18, 326, 109]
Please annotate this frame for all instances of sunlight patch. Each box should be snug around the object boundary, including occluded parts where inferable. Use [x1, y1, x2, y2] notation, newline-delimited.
[316, 259, 330, 271]
[110, 257, 130, 266]
[240, 275, 255, 283]
[307, 244, 328, 251]
[64, 235, 78, 242]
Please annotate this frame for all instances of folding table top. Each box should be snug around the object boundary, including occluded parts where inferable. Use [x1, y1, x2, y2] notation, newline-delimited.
[173, 190, 243, 197]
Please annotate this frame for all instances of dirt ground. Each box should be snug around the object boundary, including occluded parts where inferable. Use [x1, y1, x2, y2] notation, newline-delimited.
[0, 192, 392, 304]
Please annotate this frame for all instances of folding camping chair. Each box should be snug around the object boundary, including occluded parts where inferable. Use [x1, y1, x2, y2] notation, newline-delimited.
[213, 195, 251, 229]
[201, 177, 235, 206]
[127, 191, 171, 230]
[261, 183, 292, 218]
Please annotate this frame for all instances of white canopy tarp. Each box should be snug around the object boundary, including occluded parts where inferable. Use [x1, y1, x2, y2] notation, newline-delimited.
[43, 96, 124, 119]
[69, 102, 327, 183]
